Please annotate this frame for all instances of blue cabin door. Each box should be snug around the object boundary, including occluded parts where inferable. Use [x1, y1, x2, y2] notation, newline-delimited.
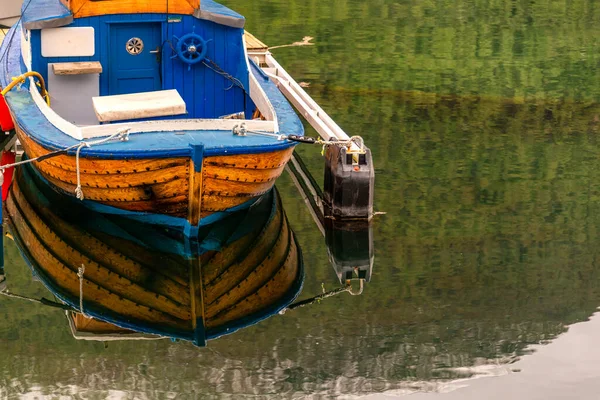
[109, 23, 161, 95]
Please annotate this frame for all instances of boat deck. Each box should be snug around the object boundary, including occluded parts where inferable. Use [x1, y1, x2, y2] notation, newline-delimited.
[244, 32, 268, 52]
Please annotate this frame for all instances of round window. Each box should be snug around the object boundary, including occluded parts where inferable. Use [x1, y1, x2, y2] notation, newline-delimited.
[126, 37, 144, 55]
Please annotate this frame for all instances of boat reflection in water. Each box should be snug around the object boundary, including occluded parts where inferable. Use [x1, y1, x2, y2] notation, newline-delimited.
[5, 163, 304, 347]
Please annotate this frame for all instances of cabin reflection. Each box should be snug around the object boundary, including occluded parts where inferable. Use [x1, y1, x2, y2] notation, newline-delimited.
[4, 163, 304, 346]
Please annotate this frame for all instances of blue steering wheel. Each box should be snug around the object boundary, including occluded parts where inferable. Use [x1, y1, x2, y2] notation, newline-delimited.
[175, 33, 208, 69]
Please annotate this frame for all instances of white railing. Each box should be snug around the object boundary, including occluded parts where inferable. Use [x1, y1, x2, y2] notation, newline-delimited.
[248, 49, 361, 152]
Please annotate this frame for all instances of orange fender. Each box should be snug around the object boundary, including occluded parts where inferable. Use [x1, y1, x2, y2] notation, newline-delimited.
[1, 151, 15, 201]
[0, 94, 14, 132]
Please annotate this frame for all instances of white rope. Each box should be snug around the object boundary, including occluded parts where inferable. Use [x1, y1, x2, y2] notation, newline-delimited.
[0, 128, 131, 200]
[232, 123, 365, 151]
[77, 264, 88, 318]
[0, 289, 71, 311]
[1, 290, 47, 304]
[0, 274, 85, 312]
[234, 125, 286, 141]
[269, 36, 315, 50]
[0, 128, 129, 201]
[74, 128, 130, 201]
[75, 142, 90, 200]
[0, 128, 131, 172]
[279, 284, 352, 315]
[0, 128, 129, 163]
[0, 147, 77, 171]
[347, 279, 364, 296]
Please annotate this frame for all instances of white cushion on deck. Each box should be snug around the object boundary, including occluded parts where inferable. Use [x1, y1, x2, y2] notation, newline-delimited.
[92, 89, 186, 122]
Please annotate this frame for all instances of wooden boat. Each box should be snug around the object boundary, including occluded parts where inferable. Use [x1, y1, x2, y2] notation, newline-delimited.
[5, 162, 304, 346]
[0, 0, 304, 228]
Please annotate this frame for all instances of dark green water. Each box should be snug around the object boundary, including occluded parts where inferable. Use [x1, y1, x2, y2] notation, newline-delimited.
[4, 0, 600, 398]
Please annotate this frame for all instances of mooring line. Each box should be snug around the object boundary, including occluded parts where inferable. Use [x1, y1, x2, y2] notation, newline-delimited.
[279, 280, 364, 315]
[0, 128, 130, 200]
[232, 123, 366, 153]
[0, 286, 74, 311]
[269, 36, 315, 50]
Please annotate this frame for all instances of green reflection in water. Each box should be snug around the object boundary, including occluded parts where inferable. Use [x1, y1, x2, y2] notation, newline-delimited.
[2, 0, 600, 397]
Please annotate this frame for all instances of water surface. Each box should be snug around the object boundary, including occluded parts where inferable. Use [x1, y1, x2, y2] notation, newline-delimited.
[3, 0, 600, 398]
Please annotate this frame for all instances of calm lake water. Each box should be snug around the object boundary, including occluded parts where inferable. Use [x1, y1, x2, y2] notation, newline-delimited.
[3, 0, 600, 398]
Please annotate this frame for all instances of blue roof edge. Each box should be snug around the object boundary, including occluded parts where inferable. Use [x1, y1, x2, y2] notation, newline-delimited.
[21, 0, 244, 30]
[22, 0, 73, 30]
[196, 0, 245, 29]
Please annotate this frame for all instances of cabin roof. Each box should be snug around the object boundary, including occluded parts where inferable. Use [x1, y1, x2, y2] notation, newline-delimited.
[22, 0, 73, 30]
[199, 0, 245, 28]
[22, 0, 245, 30]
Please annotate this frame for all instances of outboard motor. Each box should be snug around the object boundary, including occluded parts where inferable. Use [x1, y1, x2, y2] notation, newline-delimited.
[323, 143, 374, 221]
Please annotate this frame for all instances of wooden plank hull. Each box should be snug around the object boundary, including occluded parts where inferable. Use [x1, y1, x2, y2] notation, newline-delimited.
[15, 125, 294, 222]
[5, 163, 303, 345]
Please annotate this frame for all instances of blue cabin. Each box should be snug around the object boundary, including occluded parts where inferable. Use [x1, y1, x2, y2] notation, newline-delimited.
[22, 0, 252, 124]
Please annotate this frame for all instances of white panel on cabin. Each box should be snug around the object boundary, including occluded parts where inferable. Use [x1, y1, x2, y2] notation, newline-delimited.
[48, 64, 100, 126]
[41, 27, 95, 57]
